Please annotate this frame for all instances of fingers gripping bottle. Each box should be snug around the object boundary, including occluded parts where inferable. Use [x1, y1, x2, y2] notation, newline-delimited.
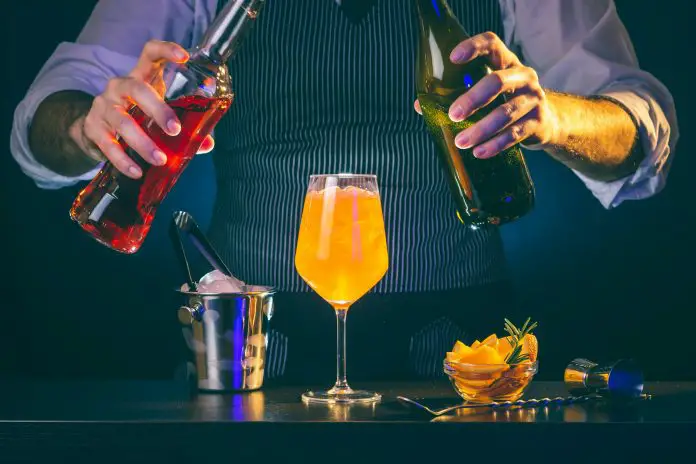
[415, 0, 534, 227]
[70, 0, 265, 253]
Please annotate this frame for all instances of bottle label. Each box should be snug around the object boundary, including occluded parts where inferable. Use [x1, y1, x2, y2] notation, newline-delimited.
[88, 191, 118, 223]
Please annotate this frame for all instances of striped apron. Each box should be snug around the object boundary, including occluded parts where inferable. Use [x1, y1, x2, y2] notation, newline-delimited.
[209, 0, 511, 380]
[210, 0, 508, 294]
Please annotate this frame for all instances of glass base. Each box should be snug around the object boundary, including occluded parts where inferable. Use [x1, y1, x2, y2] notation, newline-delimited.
[302, 386, 381, 404]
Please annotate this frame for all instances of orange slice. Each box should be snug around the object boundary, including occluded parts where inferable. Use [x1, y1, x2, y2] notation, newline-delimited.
[498, 334, 539, 363]
[524, 334, 538, 362]
[456, 345, 505, 365]
[452, 341, 473, 355]
[497, 336, 515, 360]
[480, 333, 498, 349]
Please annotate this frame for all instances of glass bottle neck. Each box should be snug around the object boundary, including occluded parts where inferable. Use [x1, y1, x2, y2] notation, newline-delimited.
[196, 0, 265, 64]
[415, 0, 470, 38]
[416, 0, 453, 22]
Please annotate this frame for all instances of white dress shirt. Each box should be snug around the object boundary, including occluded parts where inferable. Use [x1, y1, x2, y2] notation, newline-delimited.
[10, 0, 678, 209]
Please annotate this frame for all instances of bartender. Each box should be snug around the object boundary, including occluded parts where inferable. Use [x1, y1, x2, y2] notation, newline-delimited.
[11, 0, 677, 382]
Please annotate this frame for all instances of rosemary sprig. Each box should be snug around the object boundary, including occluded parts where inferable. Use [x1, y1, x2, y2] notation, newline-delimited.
[504, 317, 538, 364]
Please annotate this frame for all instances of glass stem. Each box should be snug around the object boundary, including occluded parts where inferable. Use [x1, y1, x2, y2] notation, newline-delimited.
[334, 308, 350, 390]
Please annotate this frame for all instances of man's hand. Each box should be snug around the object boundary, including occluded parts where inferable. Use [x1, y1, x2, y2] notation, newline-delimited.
[77, 40, 215, 179]
[415, 32, 559, 160]
[414, 32, 642, 182]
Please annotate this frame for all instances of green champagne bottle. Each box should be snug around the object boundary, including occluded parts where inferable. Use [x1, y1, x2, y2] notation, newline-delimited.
[415, 0, 535, 227]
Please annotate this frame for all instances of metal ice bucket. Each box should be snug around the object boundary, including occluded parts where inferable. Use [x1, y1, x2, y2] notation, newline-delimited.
[177, 286, 275, 392]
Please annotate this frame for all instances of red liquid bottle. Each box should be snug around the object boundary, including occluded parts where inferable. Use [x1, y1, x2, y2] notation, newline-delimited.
[70, 0, 266, 253]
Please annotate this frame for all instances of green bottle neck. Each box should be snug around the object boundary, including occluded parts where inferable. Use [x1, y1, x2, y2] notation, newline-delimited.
[415, 0, 468, 36]
[416, 0, 447, 21]
[415, 0, 484, 97]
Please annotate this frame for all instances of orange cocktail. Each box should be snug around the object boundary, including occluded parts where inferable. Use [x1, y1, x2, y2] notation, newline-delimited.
[295, 185, 388, 310]
[295, 174, 389, 404]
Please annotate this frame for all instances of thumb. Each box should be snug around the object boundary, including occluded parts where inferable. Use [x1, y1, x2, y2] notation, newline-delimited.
[414, 99, 422, 115]
[130, 40, 189, 82]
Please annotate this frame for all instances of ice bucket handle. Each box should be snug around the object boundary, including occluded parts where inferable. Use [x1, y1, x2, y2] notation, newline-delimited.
[178, 301, 205, 325]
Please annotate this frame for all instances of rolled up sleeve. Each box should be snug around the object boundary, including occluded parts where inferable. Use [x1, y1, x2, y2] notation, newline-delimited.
[11, 45, 138, 189]
[509, 0, 678, 209]
[10, 0, 201, 189]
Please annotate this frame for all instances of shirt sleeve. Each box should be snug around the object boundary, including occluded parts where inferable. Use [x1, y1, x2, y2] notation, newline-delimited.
[507, 0, 679, 209]
[10, 0, 203, 190]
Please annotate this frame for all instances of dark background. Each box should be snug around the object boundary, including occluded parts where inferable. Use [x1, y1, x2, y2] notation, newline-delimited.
[1, 1, 691, 382]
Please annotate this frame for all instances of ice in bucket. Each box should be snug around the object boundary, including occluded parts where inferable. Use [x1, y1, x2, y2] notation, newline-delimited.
[181, 269, 247, 294]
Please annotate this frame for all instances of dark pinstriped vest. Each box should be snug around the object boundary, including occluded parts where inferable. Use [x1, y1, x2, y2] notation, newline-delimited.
[210, 0, 507, 294]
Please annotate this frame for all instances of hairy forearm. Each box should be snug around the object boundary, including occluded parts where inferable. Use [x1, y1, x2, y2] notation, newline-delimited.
[542, 91, 644, 182]
[28, 90, 101, 177]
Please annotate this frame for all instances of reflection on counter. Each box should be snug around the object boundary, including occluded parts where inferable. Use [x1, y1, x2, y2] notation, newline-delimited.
[303, 402, 378, 422]
[192, 391, 266, 421]
[432, 405, 549, 423]
[563, 400, 645, 423]
[562, 405, 588, 422]
[429, 399, 647, 423]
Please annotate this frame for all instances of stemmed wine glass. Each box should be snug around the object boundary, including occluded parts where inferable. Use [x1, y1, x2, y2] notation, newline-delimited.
[294, 174, 389, 404]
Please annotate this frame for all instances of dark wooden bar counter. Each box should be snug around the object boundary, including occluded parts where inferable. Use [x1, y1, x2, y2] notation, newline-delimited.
[1, 380, 694, 462]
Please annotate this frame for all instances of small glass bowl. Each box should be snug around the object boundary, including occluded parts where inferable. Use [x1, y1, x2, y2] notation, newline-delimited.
[444, 359, 539, 403]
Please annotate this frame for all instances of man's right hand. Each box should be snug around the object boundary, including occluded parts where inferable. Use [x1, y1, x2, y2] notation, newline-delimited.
[75, 40, 215, 179]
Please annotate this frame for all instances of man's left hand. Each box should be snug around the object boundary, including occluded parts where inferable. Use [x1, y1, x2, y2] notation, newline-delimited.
[415, 32, 560, 159]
